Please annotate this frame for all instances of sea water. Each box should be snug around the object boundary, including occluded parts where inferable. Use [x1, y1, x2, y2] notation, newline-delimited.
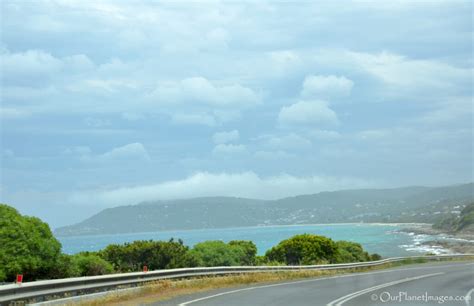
[57, 223, 447, 257]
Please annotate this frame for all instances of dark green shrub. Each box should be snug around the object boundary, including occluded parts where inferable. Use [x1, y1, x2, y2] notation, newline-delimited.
[264, 234, 338, 265]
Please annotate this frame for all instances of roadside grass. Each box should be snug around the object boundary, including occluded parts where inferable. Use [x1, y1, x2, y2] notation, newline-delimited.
[70, 257, 474, 306]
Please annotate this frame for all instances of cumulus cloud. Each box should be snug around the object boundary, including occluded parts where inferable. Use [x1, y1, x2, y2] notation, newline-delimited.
[81, 143, 151, 162]
[348, 51, 471, 93]
[212, 130, 240, 144]
[1, 49, 95, 86]
[301, 75, 354, 99]
[68, 171, 377, 207]
[148, 77, 260, 108]
[278, 100, 339, 126]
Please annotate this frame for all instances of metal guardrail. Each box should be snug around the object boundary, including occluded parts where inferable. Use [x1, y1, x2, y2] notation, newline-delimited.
[0, 254, 473, 305]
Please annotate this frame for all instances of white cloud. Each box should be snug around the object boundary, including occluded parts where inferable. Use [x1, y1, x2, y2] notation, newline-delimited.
[212, 130, 240, 144]
[301, 75, 354, 99]
[102, 143, 150, 160]
[1, 49, 95, 86]
[81, 143, 150, 162]
[68, 171, 377, 206]
[148, 77, 260, 109]
[278, 100, 339, 126]
[213, 144, 246, 155]
[348, 51, 471, 92]
[1, 49, 62, 82]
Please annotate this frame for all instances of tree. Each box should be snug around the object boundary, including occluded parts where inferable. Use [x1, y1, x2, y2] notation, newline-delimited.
[264, 234, 338, 265]
[0, 204, 62, 282]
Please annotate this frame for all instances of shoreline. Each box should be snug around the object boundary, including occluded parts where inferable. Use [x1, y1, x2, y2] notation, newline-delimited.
[55, 222, 429, 238]
[397, 223, 474, 254]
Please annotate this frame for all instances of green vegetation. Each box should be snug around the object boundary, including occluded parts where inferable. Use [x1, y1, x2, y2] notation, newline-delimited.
[0, 204, 62, 282]
[1, 203, 382, 283]
[433, 202, 474, 233]
[264, 234, 381, 265]
[71, 253, 114, 276]
[334, 240, 372, 263]
[55, 183, 474, 236]
[265, 234, 338, 265]
[190, 240, 257, 267]
[99, 239, 197, 272]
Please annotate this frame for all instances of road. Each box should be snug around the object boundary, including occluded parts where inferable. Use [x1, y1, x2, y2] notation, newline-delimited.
[155, 261, 474, 306]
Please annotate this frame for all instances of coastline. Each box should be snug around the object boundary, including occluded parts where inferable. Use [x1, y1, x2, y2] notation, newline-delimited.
[397, 223, 474, 254]
[55, 222, 428, 238]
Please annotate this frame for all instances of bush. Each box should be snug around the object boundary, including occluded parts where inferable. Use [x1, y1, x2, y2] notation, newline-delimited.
[72, 253, 114, 276]
[333, 241, 371, 263]
[99, 239, 197, 272]
[370, 253, 382, 261]
[47, 254, 81, 279]
[0, 204, 62, 282]
[190, 240, 255, 266]
[264, 234, 338, 265]
[228, 240, 257, 265]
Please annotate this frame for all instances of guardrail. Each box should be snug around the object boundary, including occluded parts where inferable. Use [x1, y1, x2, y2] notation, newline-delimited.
[1, 254, 473, 305]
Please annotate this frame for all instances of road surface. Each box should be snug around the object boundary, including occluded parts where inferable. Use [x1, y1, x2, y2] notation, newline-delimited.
[155, 261, 474, 306]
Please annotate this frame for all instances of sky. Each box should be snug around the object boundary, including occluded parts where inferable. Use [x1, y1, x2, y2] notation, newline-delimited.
[0, 0, 472, 228]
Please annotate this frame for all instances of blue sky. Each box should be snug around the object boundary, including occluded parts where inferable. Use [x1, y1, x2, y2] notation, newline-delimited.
[1, 0, 472, 227]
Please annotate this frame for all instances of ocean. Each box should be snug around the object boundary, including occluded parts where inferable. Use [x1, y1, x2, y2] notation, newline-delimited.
[57, 223, 449, 257]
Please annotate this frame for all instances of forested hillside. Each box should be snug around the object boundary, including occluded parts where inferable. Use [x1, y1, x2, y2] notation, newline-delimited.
[55, 183, 474, 236]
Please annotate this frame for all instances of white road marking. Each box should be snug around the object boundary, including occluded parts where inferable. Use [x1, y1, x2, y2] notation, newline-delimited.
[326, 272, 444, 306]
[465, 288, 474, 306]
[177, 263, 471, 305]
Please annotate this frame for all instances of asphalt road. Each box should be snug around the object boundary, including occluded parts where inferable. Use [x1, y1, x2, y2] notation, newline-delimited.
[155, 261, 474, 306]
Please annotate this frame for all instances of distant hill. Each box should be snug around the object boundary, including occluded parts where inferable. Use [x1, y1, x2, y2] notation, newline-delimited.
[55, 183, 474, 236]
[433, 202, 474, 234]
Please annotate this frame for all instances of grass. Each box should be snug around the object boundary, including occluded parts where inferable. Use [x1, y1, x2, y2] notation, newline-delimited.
[68, 256, 474, 306]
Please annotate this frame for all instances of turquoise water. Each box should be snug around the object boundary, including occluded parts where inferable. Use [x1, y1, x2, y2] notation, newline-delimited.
[57, 224, 434, 257]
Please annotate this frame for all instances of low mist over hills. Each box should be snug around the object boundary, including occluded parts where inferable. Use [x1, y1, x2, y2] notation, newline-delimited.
[55, 183, 474, 236]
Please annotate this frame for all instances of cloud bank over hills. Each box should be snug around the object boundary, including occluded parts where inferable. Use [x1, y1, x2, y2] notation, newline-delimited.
[1, 1, 472, 226]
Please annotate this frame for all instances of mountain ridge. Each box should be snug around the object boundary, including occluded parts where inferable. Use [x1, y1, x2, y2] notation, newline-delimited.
[55, 183, 474, 236]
